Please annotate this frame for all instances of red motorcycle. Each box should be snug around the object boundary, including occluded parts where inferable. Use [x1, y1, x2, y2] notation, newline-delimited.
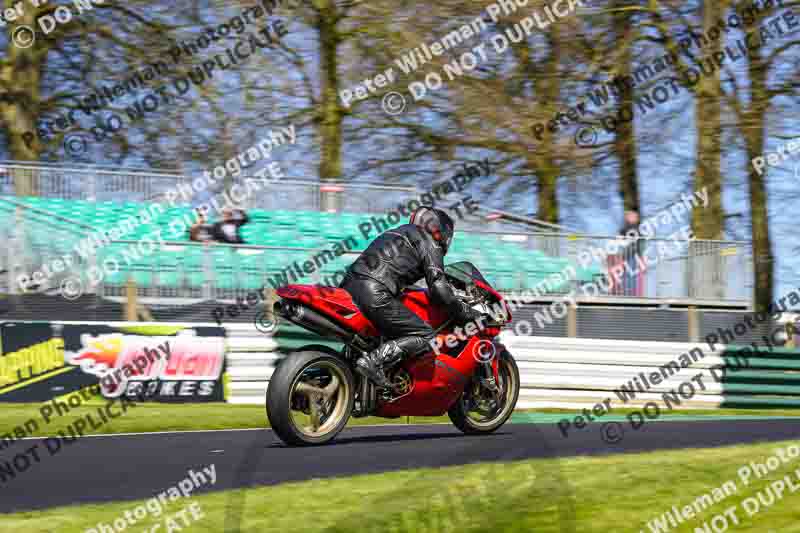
[266, 261, 520, 446]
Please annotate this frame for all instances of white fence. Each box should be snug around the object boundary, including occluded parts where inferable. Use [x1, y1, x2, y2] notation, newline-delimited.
[225, 323, 282, 404]
[225, 327, 800, 409]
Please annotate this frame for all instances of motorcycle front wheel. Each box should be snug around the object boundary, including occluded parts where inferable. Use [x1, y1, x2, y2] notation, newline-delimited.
[448, 349, 520, 434]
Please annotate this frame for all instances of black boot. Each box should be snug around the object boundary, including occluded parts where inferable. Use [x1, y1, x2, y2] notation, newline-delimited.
[355, 340, 407, 389]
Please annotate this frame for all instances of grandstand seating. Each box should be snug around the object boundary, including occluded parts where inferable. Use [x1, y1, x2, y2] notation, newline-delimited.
[6, 197, 603, 293]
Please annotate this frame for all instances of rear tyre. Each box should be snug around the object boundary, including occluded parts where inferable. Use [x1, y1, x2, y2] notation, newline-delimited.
[266, 351, 355, 446]
[448, 350, 520, 435]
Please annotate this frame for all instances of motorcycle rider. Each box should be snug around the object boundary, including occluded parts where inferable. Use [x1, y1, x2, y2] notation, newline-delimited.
[339, 206, 482, 388]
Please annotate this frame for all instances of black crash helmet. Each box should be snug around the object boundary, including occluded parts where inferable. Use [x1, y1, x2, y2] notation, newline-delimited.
[410, 206, 455, 253]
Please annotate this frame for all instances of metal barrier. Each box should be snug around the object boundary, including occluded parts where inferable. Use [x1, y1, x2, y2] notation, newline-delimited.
[11, 238, 751, 304]
[3, 216, 752, 304]
[0, 161, 420, 212]
[0, 162, 184, 203]
[520, 232, 753, 301]
[0, 199, 92, 296]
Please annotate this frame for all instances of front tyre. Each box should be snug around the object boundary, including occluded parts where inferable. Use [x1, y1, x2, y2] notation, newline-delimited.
[448, 350, 520, 434]
[266, 351, 355, 446]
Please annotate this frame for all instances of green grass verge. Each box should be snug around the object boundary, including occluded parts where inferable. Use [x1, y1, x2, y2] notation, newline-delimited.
[534, 407, 800, 418]
[2, 401, 799, 439]
[4, 439, 800, 532]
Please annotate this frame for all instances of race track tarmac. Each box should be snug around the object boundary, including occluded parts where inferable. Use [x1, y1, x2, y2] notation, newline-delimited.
[2, 418, 800, 513]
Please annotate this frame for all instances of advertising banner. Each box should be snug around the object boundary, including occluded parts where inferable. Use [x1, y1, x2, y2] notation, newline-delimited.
[0, 322, 81, 402]
[0, 323, 227, 402]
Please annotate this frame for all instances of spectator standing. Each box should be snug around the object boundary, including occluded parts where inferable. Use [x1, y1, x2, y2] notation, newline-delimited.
[619, 210, 643, 296]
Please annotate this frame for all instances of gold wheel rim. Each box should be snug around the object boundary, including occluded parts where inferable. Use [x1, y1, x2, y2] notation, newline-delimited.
[464, 357, 517, 429]
[288, 360, 350, 439]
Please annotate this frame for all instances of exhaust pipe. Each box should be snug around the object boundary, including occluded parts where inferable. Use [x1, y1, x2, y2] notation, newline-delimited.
[274, 300, 356, 343]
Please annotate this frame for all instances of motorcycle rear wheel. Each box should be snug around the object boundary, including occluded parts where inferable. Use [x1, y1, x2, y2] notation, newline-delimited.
[267, 351, 355, 446]
[448, 350, 520, 434]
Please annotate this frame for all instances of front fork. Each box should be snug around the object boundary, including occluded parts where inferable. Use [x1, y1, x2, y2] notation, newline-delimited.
[476, 339, 502, 383]
[472, 341, 503, 408]
[478, 364, 499, 391]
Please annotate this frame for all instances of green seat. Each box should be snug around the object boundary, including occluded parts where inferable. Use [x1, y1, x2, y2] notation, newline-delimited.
[155, 248, 183, 287]
[214, 271, 238, 289]
[186, 270, 206, 288]
[130, 269, 154, 287]
[183, 246, 207, 269]
[577, 264, 602, 282]
[338, 212, 361, 226]
[284, 249, 310, 267]
[260, 228, 296, 247]
[445, 250, 470, 265]
[240, 270, 264, 290]
[156, 270, 181, 287]
[450, 237, 469, 253]
[291, 234, 321, 249]
[296, 213, 322, 234]
[21, 196, 46, 206]
[121, 249, 158, 288]
[523, 271, 547, 289]
[318, 216, 351, 240]
[494, 272, 519, 291]
[211, 247, 236, 273]
[238, 251, 266, 289]
[247, 208, 271, 220]
[17, 200, 611, 296]
[104, 268, 128, 285]
[157, 248, 183, 268]
[269, 210, 297, 227]
[264, 251, 291, 272]
[178, 250, 203, 288]
[344, 236, 367, 251]
[239, 225, 261, 244]
[96, 243, 127, 264]
[239, 252, 267, 289]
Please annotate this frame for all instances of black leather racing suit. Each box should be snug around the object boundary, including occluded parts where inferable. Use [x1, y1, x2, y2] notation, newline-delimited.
[340, 220, 475, 359]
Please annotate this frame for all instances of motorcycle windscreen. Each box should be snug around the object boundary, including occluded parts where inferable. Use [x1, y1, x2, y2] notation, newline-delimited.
[444, 261, 490, 286]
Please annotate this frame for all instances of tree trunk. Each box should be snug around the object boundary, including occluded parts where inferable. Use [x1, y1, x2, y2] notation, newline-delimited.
[535, 23, 561, 225]
[612, 0, 639, 214]
[692, 1, 725, 239]
[688, 1, 728, 299]
[222, 120, 235, 201]
[317, 1, 344, 211]
[743, 25, 774, 313]
[0, 7, 46, 195]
